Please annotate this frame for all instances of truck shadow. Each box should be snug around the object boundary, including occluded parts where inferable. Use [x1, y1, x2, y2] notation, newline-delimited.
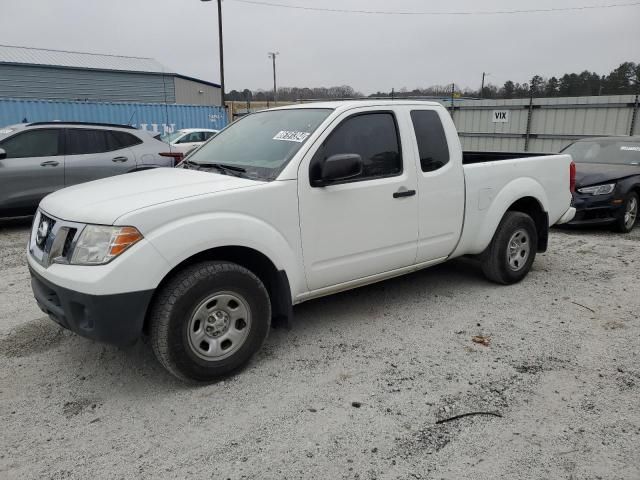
[272, 257, 487, 336]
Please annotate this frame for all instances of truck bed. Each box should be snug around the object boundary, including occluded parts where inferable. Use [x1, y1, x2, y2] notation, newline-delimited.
[452, 153, 574, 258]
[463, 151, 553, 165]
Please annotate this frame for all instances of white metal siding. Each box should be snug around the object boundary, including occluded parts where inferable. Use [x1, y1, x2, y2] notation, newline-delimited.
[174, 76, 221, 106]
[438, 95, 638, 152]
[0, 64, 176, 103]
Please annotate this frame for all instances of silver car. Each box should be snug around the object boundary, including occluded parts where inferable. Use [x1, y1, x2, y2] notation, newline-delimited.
[0, 122, 176, 217]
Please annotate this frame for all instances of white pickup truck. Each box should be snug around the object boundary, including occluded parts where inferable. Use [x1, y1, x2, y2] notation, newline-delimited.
[28, 101, 576, 382]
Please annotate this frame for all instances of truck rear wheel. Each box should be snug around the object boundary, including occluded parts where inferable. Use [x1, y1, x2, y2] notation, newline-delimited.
[481, 211, 538, 285]
[149, 261, 271, 382]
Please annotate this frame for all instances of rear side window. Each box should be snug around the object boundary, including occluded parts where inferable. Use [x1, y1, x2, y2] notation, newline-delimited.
[0, 129, 62, 158]
[410, 110, 450, 172]
[111, 131, 142, 148]
[66, 129, 119, 155]
[181, 132, 205, 143]
[312, 112, 402, 182]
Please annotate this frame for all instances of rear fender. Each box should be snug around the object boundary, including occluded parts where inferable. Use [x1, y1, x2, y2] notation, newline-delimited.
[454, 177, 549, 256]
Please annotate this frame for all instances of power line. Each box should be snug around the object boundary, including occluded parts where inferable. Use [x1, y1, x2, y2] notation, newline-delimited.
[229, 0, 640, 16]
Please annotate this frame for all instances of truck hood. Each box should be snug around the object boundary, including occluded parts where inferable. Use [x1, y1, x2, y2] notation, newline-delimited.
[575, 162, 640, 187]
[40, 168, 263, 225]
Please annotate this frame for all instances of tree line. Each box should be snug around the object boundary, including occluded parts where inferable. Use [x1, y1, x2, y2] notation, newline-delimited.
[226, 61, 639, 102]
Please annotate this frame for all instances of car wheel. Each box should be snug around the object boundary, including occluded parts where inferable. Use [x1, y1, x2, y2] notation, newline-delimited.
[612, 192, 638, 233]
[481, 211, 538, 285]
[149, 261, 271, 382]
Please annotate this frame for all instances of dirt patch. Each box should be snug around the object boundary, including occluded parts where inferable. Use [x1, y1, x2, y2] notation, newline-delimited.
[62, 398, 101, 419]
[0, 317, 67, 358]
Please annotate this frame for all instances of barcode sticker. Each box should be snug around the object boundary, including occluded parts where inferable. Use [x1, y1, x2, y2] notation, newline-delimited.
[273, 131, 310, 143]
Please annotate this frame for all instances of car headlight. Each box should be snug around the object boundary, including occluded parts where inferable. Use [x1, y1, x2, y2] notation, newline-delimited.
[70, 225, 143, 265]
[577, 183, 615, 195]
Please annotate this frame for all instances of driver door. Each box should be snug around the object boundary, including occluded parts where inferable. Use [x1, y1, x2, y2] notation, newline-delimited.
[297, 108, 419, 291]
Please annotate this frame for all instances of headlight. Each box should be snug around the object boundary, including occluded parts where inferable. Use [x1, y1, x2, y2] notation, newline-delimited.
[70, 225, 143, 265]
[577, 183, 615, 195]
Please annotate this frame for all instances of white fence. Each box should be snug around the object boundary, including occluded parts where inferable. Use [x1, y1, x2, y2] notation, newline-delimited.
[440, 94, 639, 152]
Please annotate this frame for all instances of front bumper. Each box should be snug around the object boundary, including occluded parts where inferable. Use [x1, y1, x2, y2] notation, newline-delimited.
[30, 267, 153, 346]
[568, 192, 624, 225]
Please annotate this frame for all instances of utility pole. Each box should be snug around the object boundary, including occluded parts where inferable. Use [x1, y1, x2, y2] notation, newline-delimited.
[200, 0, 225, 107]
[480, 72, 490, 99]
[268, 52, 279, 105]
[450, 83, 455, 113]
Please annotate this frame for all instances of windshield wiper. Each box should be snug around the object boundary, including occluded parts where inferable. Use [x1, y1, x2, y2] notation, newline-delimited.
[184, 160, 246, 176]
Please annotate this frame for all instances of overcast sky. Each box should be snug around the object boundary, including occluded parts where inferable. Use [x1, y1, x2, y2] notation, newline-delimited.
[1, 0, 639, 94]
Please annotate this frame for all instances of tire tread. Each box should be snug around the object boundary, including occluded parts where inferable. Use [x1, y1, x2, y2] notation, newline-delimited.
[481, 211, 537, 285]
[149, 261, 269, 382]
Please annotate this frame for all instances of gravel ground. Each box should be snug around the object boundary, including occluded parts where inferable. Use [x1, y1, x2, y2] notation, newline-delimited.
[1, 217, 639, 480]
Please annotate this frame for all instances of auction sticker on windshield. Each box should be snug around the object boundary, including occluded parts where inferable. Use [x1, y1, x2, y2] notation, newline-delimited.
[273, 131, 310, 142]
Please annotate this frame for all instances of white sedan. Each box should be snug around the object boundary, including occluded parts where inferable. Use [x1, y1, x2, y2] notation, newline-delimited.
[161, 128, 218, 154]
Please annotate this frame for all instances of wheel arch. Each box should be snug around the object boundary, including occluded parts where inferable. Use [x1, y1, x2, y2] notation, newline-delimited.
[506, 196, 549, 252]
[142, 245, 293, 334]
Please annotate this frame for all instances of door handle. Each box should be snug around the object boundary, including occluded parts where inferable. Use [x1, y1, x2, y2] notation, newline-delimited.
[393, 189, 416, 198]
[112, 156, 128, 162]
[40, 160, 59, 167]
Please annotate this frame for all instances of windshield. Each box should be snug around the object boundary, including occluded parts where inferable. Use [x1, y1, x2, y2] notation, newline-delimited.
[562, 140, 640, 165]
[160, 131, 185, 143]
[186, 108, 332, 180]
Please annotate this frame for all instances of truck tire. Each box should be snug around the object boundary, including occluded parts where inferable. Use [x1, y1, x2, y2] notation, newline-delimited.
[612, 192, 638, 233]
[149, 261, 271, 382]
[481, 211, 538, 285]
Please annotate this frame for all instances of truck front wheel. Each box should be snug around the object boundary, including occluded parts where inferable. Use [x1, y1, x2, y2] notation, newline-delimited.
[149, 261, 271, 382]
[481, 211, 538, 285]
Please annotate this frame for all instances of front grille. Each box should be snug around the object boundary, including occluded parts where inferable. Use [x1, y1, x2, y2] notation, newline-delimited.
[29, 211, 84, 268]
[35, 213, 55, 251]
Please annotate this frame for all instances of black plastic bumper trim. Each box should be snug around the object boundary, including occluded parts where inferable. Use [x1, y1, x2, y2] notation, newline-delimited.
[30, 267, 154, 346]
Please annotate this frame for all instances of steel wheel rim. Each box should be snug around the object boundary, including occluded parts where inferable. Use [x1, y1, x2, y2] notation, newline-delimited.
[187, 291, 252, 361]
[624, 197, 638, 229]
[506, 229, 531, 271]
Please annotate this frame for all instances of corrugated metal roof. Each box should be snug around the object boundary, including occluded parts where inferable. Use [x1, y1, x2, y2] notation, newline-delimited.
[0, 44, 172, 74]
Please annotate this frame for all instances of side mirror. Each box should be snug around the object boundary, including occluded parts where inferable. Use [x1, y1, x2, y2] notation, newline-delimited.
[312, 153, 363, 187]
[0, 148, 6, 160]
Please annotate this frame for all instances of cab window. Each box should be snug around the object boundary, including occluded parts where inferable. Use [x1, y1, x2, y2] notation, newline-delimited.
[311, 112, 402, 183]
[410, 110, 450, 172]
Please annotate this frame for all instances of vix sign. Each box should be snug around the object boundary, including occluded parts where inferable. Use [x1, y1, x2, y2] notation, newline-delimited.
[492, 110, 510, 123]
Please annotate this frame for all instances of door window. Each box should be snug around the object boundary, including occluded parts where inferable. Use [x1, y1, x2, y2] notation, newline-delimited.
[66, 129, 120, 155]
[311, 112, 402, 183]
[410, 110, 450, 172]
[0, 129, 61, 158]
[111, 131, 142, 148]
